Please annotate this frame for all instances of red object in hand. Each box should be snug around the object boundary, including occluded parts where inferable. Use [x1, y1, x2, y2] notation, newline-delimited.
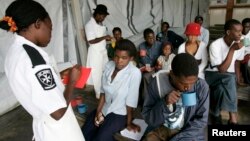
[62, 67, 91, 88]
[140, 49, 147, 57]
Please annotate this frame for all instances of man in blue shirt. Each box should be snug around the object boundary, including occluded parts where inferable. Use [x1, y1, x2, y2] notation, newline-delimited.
[138, 28, 162, 105]
[142, 53, 209, 141]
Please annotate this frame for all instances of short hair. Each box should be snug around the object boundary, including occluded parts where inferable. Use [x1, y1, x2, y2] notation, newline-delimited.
[171, 53, 198, 77]
[112, 27, 122, 34]
[224, 19, 241, 32]
[195, 15, 203, 22]
[143, 28, 154, 38]
[242, 18, 250, 25]
[0, 0, 49, 33]
[115, 39, 137, 58]
[161, 22, 170, 28]
[161, 41, 173, 53]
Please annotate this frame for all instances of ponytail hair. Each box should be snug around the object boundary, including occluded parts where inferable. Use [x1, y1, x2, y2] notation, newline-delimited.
[0, 0, 49, 33]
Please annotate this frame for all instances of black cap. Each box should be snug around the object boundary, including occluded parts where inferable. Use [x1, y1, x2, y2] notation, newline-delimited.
[93, 4, 109, 15]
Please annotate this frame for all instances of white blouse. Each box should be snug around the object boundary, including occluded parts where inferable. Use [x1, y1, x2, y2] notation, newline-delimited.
[178, 41, 208, 79]
[101, 61, 141, 116]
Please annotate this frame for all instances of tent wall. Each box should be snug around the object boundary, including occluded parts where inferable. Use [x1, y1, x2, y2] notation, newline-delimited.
[0, 0, 209, 115]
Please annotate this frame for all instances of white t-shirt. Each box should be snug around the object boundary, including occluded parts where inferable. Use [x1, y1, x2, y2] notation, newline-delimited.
[5, 34, 85, 141]
[178, 41, 208, 79]
[206, 37, 245, 72]
[85, 17, 107, 51]
[157, 54, 175, 72]
[101, 61, 141, 116]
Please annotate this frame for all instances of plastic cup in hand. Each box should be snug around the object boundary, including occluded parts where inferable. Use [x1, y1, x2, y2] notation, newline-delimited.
[181, 92, 197, 106]
[243, 38, 250, 47]
[111, 39, 116, 48]
[77, 104, 88, 114]
[145, 64, 151, 70]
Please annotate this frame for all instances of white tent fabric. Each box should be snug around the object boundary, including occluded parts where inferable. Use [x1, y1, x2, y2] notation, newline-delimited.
[0, 0, 209, 115]
[80, 0, 209, 46]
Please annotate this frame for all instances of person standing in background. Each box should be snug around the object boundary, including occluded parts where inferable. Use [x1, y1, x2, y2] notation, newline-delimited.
[85, 4, 112, 99]
[194, 15, 210, 47]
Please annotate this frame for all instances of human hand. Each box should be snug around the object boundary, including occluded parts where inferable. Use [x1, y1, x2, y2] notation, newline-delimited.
[156, 61, 162, 70]
[105, 35, 112, 41]
[145, 66, 153, 72]
[165, 90, 181, 105]
[127, 123, 141, 133]
[94, 112, 104, 126]
[68, 64, 81, 85]
[231, 41, 244, 51]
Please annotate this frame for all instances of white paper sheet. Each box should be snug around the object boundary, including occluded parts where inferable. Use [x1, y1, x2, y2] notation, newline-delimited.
[120, 119, 148, 141]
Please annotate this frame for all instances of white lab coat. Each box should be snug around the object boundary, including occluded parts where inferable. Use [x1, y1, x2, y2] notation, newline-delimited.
[85, 17, 109, 99]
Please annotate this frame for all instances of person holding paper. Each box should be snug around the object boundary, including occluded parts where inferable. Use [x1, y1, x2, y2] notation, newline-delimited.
[82, 39, 142, 141]
[1, 1, 85, 141]
[142, 53, 209, 141]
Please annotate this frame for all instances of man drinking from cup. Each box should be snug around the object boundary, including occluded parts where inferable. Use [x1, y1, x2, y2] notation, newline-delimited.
[142, 53, 209, 141]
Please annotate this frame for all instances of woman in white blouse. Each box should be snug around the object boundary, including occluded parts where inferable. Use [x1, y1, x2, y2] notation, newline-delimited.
[178, 22, 208, 79]
[82, 39, 142, 141]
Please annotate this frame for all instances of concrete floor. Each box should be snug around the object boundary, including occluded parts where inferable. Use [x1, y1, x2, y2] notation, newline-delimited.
[0, 85, 250, 141]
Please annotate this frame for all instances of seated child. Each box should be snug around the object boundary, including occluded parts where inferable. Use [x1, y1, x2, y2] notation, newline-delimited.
[156, 42, 175, 72]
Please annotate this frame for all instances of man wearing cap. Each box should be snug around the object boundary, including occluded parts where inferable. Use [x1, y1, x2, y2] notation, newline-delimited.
[85, 4, 112, 99]
[194, 15, 210, 47]
[178, 22, 208, 79]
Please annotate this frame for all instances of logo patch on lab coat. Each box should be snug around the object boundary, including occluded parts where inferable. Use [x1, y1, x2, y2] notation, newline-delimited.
[36, 68, 56, 90]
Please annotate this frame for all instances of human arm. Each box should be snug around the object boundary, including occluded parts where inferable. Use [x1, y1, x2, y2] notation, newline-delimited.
[217, 42, 243, 73]
[85, 21, 111, 44]
[170, 80, 209, 141]
[126, 106, 141, 132]
[141, 78, 172, 127]
[94, 93, 105, 126]
[50, 65, 81, 120]
[88, 35, 112, 44]
[126, 68, 141, 131]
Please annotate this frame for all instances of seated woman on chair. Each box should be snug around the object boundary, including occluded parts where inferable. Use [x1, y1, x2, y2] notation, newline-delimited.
[82, 39, 142, 141]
